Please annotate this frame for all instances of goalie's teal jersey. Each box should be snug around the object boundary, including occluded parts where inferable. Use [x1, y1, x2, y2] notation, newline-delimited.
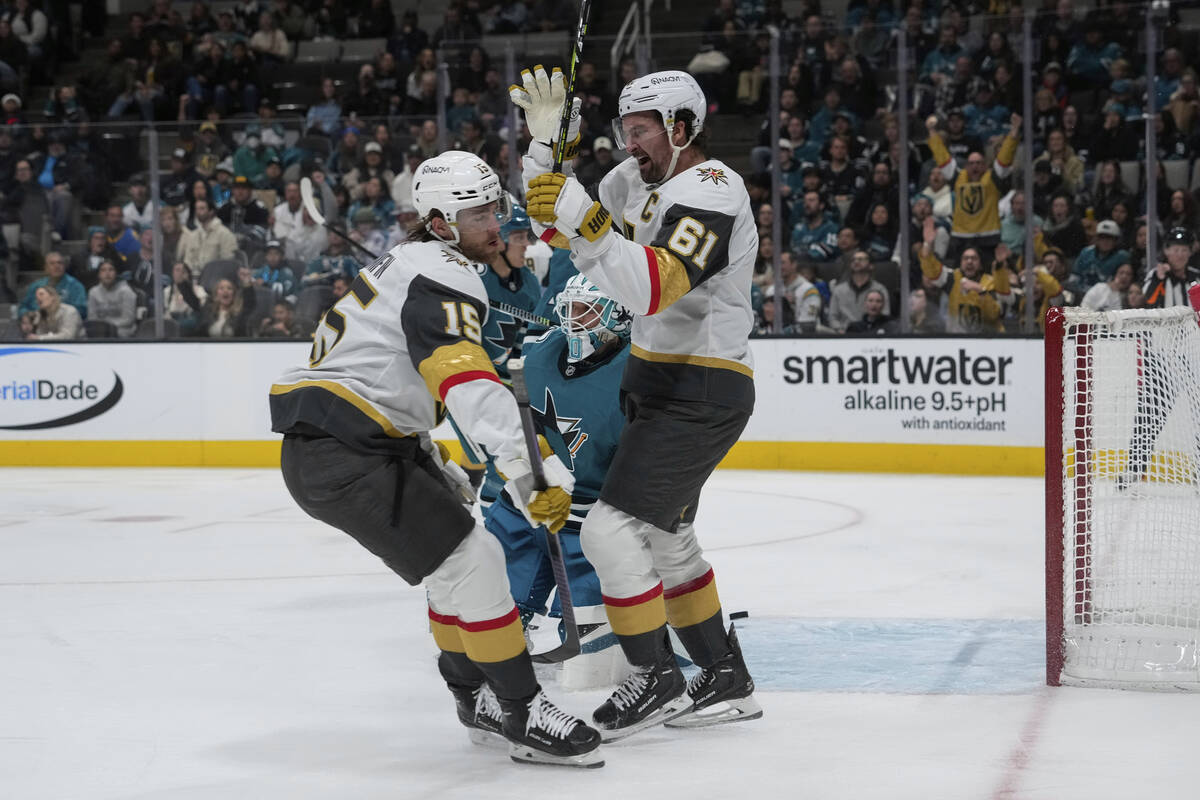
[488, 327, 629, 533]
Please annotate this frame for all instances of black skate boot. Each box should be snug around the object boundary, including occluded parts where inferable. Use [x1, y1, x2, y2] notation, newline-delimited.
[499, 688, 604, 768]
[665, 623, 762, 729]
[449, 683, 506, 747]
[592, 656, 692, 742]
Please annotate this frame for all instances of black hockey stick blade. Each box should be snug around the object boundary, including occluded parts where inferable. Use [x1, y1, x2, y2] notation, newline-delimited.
[530, 528, 581, 664]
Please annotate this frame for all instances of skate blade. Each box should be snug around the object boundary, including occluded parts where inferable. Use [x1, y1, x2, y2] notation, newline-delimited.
[664, 694, 763, 729]
[508, 743, 605, 768]
[467, 728, 508, 749]
[597, 695, 694, 743]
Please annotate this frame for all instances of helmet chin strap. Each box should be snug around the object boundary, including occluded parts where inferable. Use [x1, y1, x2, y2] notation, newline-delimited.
[647, 126, 699, 189]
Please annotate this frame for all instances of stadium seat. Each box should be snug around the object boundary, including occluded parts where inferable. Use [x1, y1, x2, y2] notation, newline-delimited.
[295, 285, 333, 324]
[1118, 161, 1142, 194]
[872, 261, 901, 295]
[252, 286, 279, 328]
[134, 317, 180, 339]
[1190, 159, 1200, 194]
[296, 40, 341, 63]
[341, 38, 386, 63]
[84, 319, 118, 339]
[817, 260, 843, 285]
[524, 31, 570, 61]
[1163, 160, 1190, 192]
[199, 258, 242, 294]
[275, 84, 320, 114]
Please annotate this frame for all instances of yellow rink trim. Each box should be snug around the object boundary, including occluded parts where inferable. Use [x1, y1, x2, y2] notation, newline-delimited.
[0, 439, 1044, 476]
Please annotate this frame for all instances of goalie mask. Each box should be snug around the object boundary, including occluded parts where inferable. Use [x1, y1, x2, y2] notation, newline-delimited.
[411, 150, 512, 244]
[554, 274, 632, 363]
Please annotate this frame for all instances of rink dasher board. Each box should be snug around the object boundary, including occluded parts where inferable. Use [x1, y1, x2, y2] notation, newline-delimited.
[0, 338, 1043, 474]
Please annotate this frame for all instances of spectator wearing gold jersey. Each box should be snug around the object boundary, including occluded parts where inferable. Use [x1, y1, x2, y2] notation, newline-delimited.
[917, 216, 1006, 334]
[925, 112, 1022, 270]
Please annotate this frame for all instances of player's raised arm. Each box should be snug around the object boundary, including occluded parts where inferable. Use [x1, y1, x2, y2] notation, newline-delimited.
[525, 74, 738, 316]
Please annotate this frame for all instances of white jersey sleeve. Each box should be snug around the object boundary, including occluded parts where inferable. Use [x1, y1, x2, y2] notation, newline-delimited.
[270, 240, 529, 471]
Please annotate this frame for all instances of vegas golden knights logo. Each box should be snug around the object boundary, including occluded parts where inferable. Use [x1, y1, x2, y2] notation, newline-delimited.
[960, 183, 984, 215]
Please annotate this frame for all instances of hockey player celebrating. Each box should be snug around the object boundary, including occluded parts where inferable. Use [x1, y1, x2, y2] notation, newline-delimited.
[511, 66, 761, 739]
[484, 274, 633, 682]
[268, 151, 603, 769]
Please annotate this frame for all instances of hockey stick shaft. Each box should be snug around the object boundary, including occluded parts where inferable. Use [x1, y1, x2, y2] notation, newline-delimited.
[552, 0, 593, 173]
[299, 178, 556, 328]
[508, 357, 580, 663]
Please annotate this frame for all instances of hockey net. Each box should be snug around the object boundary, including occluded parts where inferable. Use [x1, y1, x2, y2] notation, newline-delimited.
[1046, 305, 1200, 689]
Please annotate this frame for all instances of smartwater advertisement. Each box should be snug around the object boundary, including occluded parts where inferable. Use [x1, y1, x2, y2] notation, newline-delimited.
[744, 338, 1043, 447]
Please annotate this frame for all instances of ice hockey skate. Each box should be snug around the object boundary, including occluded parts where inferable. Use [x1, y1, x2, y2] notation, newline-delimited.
[592, 656, 692, 742]
[666, 624, 762, 729]
[449, 683, 506, 747]
[500, 689, 604, 768]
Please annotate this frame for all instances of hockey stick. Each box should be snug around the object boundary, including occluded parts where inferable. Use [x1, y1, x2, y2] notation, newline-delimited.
[508, 356, 581, 664]
[552, 0, 593, 173]
[299, 177, 555, 328]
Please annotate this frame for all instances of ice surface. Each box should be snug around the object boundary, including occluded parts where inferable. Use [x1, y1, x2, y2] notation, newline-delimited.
[3, 468, 1200, 799]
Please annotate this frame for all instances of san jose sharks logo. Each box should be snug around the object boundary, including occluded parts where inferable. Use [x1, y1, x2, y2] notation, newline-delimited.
[530, 387, 588, 469]
[696, 166, 729, 186]
[485, 312, 519, 364]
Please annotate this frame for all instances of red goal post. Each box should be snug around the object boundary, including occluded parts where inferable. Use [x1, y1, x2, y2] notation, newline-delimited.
[1046, 301, 1200, 689]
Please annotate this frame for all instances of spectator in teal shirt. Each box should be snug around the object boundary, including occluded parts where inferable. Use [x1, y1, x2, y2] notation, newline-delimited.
[1073, 220, 1131, 291]
[19, 251, 87, 318]
[1067, 21, 1123, 89]
[790, 191, 840, 262]
[920, 24, 967, 83]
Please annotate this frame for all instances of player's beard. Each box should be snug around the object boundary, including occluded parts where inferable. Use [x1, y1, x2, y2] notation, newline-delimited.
[638, 156, 664, 185]
[453, 225, 501, 262]
[459, 232, 503, 264]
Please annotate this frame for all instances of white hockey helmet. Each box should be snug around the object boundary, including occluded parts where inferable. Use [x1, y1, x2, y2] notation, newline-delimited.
[554, 273, 632, 363]
[612, 70, 707, 150]
[411, 150, 511, 242]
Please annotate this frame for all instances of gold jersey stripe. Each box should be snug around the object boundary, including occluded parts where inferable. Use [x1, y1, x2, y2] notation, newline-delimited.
[665, 579, 722, 629]
[430, 617, 466, 653]
[417, 340, 499, 401]
[604, 593, 667, 637]
[269, 380, 412, 438]
[460, 617, 527, 663]
[629, 344, 755, 378]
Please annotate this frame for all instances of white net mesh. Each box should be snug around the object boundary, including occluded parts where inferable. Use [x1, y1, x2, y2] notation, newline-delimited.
[1058, 306, 1200, 688]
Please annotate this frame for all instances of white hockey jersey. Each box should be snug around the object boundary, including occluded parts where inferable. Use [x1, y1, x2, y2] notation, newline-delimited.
[270, 239, 528, 470]
[571, 157, 757, 410]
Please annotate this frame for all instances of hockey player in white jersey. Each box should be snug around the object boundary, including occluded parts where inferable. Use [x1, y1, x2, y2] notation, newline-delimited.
[512, 67, 761, 740]
[269, 151, 603, 768]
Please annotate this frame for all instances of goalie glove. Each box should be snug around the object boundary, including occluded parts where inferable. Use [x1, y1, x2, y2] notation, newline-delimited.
[526, 173, 612, 246]
[509, 64, 582, 168]
[498, 435, 576, 534]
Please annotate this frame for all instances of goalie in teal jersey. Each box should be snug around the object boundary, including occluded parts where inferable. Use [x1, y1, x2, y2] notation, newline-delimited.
[485, 274, 634, 685]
